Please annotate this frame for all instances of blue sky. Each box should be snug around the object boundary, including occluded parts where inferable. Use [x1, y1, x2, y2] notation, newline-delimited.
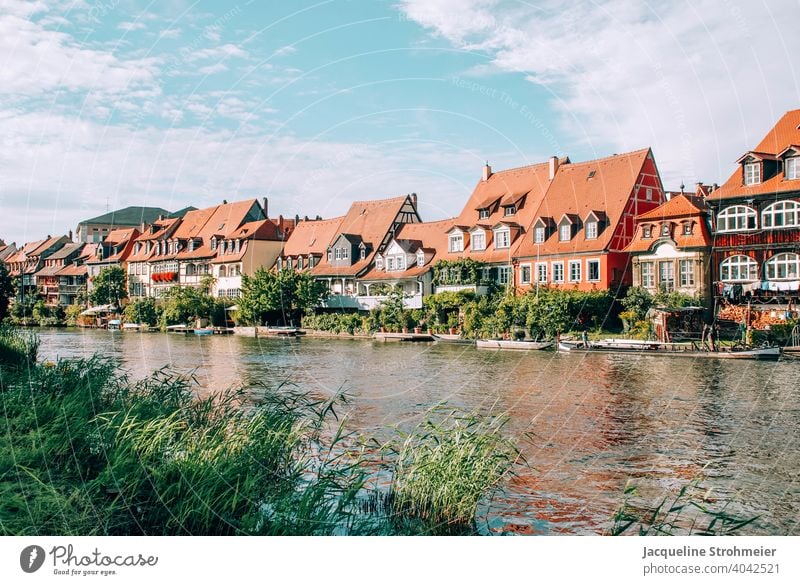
[1, 0, 799, 245]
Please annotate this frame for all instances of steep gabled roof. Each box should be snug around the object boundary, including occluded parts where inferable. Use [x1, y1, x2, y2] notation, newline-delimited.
[310, 195, 415, 277]
[46, 242, 83, 261]
[360, 219, 455, 281]
[282, 217, 344, 258]
[515, 148, 652, 258]
[626, 194, 712, 253]
[636, 193, 706, 221]
[709, 109, 800, 200]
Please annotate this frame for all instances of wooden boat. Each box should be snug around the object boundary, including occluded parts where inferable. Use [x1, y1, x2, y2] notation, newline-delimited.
[264, 326, 299, 336]
[476, 339, 552, 351]
[431, 333, 474, 345]
[557, 339, 781, 360]
[373, 332, 435, 342]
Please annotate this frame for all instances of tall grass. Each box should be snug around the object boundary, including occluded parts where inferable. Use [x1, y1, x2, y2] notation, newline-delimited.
[377, 407, 522, 534]
[0, 327, 524, 535]
[0, 325, 39, 367]
[608, 475, 759, 536]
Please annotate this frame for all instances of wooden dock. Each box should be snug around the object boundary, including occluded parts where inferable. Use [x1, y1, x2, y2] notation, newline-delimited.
[373, 332, 435, 342]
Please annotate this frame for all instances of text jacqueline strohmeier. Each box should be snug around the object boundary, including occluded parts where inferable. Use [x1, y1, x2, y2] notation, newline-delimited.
[642, 546, 777, 560]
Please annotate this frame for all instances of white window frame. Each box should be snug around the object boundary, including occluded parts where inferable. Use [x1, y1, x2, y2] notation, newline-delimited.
[585, 221, 598, 240]
[478, 208, 490, 220]
[504, 205, 516, 217]
[762, 200, 800, 229]
[765, 253, 800, 281]
[641, 261, 655, 288]
[786, 157, 800, 180]
[646, 187, 653, 201]
[416, 251, 424, 267]
[334, 248, 341, 260]
[387, 257, 395, 271]
[534, 226, 546, 243]
[536, 262, 548, 284]
[494, 228, 511, 249]
[586, 258, 600, 282]
[551, 261, 564, 283]
[519, 263, 532, 284]
[682, 222, 692, 235]
[448, 233, 464, 253]
[471, 230, 486, 251]
[720, 255, 758, 282]
[744, 162, 761, 185]
[717, 205, 757, 232]
[568, 260, 581, 282]
[497, 265, 511, 286]
[659, 260, 675, 291]
[643, 225, 652, 238]
[679, 259, 694, 287]
[559, 223, 571, 242]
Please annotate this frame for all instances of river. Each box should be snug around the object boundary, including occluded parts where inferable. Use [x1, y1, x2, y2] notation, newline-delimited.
[35, 328, 800, 535]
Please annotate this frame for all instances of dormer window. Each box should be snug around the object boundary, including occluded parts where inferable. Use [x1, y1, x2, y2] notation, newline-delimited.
[643, 226, 651, 238]
[211, 238, 217, 251]
[471, 230, 486, 251]
[559, 223, 571, 242]
[308, 256, 316, 268]
[494, 228, 511, 249]
[375, 254, 384, 270]
[276, 257, 282, 270]
[327, 248, 332, 262]
[360, 248, 366, 261]
[503, 205, 516, 217]
[449, 233, 464, 253]
[744, 162, 761, 185]
[235, 239, 240, 254]
[786, 157, 799, 180]
[416, 250, 424, 267]
[585, 221, 598, 240]
[534, 226, 545, 243]
[334, 248, 341, 260]
[387, 256, 395, 271]
[478, 208, 490, 220]
[718, 205, 757, 232]
[297, 256, 304, 269]
[683, 223, 692, 235]
[661, 224, 670, 237]
[342, 247, 349, 260]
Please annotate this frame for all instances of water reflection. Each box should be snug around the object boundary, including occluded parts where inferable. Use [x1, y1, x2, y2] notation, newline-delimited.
[36, 328, 800, 535]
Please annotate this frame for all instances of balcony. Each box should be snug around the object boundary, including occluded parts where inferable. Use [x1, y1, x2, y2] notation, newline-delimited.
[59, 285, 83, 295]
[324, 293, 423, 310]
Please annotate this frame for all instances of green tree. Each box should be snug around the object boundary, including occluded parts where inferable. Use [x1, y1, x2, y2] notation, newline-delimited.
[239, 268, 328, 325]
[0, 261, 14, 322]
[621, 286, 653, 321]
[159, 286, 214, 326]
[89, 266, 127, 308]
[123, 298, 160, 326]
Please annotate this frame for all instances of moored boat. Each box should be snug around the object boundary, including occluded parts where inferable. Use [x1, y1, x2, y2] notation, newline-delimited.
[431, 333, 474, 345]
[557, 339, 781, 360]
[476, 339, 552, 351]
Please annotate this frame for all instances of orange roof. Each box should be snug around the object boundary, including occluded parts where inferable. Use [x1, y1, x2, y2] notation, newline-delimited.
[136, 217, 181, 241]
[282, 217, 344, 258]
[626, 218, 712, 253]
[359, 219, 455, 281]
[444, 161, 554, 263]
[309, 195, 414, 277]
[515, 148, 652, 258]
[227, 218, 288, 241]
[54, 263, 88, 277]
[636, 194, 705, 221]
[709, 109, 800, 200]
[173, 199, 262, 261]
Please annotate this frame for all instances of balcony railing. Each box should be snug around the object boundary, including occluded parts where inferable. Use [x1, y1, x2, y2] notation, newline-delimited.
[324, 293, 423, 310]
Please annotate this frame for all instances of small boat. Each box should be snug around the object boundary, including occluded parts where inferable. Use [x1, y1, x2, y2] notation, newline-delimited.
[264, 326, 299, 336]
[476, 339, 552, 351]
[431, 333, 474, 345]
[122, 323, 142, 331]
[557, 339, 781, 360]
[194, 328, 214, 336]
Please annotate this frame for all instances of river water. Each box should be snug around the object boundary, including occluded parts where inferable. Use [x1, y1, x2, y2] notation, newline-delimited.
[36, 328, 800, 535]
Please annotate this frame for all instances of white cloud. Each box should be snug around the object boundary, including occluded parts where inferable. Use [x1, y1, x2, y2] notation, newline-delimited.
[0, 110, 477, 244]
[399, 0, 800, 187]
[0, 6, 158, 98]
[118, 21, 146, 32]
[186, 43, 248, 62]
[274, 45, 297, 57]
[198, 63, 228, 75]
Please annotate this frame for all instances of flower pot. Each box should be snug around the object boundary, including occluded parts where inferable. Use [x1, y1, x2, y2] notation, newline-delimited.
[402, 328, 409, 334]
[413, 327, 422, 334]
[449, 327, 457, 335]
[380, 326, 387, 333]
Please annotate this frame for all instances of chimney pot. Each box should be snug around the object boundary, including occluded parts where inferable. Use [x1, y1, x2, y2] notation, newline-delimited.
[548, 156, 559, 180]
[223, 199, 228, 204]
[482, 162, 492, 182]
[262, 197, 269, 218]
[409, 192, 418, 209]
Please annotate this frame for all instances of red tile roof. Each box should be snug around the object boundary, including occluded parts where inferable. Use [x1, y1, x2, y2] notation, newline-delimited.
[282, 217, 344, 259]
[709, 109, 800, 200]
[359, 219, 455, 281]
[515, 148, 652, 258]
[309, 195, 414, 277]
[626, 194, 711, 253]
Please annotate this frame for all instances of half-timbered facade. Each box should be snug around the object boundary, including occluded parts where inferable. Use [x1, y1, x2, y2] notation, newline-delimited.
[706, 109, 800, 304]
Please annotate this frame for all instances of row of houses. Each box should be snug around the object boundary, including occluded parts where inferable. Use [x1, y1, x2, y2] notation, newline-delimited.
[3, 109, 800, 315]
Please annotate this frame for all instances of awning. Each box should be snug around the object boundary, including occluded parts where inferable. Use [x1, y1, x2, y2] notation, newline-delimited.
[80, 304, 116, 316]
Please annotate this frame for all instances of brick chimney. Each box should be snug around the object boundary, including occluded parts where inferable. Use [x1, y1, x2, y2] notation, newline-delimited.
[409, 192, 418, 209]
[549, 156, 559, 180]
[262, 197, 269, 218]
[482, 162, 492, 182]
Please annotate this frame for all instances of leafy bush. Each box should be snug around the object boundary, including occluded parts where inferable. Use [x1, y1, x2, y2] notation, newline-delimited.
[301, 312, 371, 335]
[123, 298, 160, 326]
[65, 304, 84, 326]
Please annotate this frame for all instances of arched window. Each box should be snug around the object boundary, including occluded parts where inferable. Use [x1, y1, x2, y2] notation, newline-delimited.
[219, 265, 227, 277]
[186, 263, 195, 276]
[717, 205, 757, 232]
[765, 253, 800, 281]
[719, 255, 758, 282]
[762, 200, 800, 228]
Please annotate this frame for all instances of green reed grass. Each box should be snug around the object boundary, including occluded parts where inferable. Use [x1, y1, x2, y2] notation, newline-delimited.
[377, 407, 523, 534]
[608, 475, 760, 536]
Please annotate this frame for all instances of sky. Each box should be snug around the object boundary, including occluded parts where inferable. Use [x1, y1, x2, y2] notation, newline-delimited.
[1, 0, 799, 246]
